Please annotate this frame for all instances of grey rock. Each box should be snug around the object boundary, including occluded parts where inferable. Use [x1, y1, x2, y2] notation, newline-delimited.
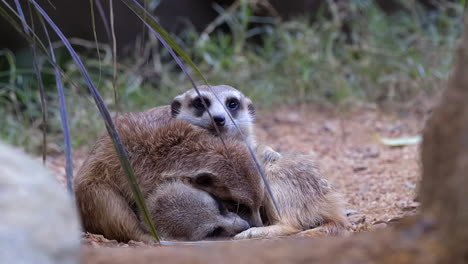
[0, 142, 81, 264]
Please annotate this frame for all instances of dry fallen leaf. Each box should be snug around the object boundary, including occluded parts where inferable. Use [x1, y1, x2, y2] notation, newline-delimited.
[377, 135, 422, 147]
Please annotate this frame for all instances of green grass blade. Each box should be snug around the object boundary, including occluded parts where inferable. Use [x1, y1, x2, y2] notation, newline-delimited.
[109, 0, 119, 113]
[16, 1, 48, 165]
[94, 0, 111, 41]
[38, 12, 75, 194]
[0, 1, 49, 55]
[89, 0, 103, 90]
[27, 0, 160, 242]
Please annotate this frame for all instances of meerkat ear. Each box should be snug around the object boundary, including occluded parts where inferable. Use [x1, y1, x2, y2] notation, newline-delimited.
[171, 96, 183, 118]
[246, 99, 255, 120]
[193, 172, 215, 187]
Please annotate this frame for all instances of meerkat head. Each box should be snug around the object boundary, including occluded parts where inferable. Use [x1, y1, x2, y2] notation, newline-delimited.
[185, 140, 265, 228]
[121, 119, 265, 228]
[171, 85, 256, 144]
[143, 182, 250, 241]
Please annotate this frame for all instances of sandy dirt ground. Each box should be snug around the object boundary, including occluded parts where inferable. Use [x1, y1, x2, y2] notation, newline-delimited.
[46, 103, 426, 247]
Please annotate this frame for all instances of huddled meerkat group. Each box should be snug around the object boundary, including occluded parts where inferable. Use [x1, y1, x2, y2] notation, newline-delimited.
[74, 85, 350, 242]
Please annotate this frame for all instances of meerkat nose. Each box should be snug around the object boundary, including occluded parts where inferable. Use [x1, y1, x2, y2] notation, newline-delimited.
[213, 115, 226, 127]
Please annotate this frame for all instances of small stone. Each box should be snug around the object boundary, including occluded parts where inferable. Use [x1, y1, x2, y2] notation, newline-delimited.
[0, 142, 81, 264]
[363, 145, 380, 158]
[348, 214, 366, 225]
[345, 209, 358, 216]
[372, 223, 388, 230]
[322, 121, 337, 133]
[353, 166, 367, 172]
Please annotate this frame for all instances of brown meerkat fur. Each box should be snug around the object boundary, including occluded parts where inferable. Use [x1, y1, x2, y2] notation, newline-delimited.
[147, 84, 257, 146]
[74, 111, 264, 243]
[234, 145, 351, 239]
[141, 182, 250, 241]
[148, 85, 349, 239]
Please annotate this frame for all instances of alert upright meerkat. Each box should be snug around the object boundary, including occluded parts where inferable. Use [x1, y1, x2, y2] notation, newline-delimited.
[141, 182, 250, 241]
[147, 85, 257, 146]
[235, 146, 350, 239]
[74, 112, 264, 243]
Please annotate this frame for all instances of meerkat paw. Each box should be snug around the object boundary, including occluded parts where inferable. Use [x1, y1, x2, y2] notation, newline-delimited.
[137, 234, 160, 245]
[264, 149, 281, 163]
[256, 145, 282, 163]
[298, 223, 351, 238]
[234, 227, 270, 240]
[234, 225, 298, 240]
[297, 228, 329, 238]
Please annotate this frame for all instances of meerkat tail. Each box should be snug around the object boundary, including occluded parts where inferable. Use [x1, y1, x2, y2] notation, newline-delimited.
[75, 184, 154, 243]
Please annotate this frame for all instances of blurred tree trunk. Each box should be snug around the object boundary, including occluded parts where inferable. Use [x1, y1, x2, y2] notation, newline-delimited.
[419, 13, 468, 264]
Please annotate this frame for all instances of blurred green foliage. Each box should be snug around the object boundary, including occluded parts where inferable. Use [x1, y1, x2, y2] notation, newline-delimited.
[0, 0, 464, 153]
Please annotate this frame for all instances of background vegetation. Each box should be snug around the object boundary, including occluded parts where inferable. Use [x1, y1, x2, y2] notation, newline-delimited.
[0, 0, 465, 153]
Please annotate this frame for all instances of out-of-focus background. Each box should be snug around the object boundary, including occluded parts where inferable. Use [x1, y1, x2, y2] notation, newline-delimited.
[0, 0, 464, 153]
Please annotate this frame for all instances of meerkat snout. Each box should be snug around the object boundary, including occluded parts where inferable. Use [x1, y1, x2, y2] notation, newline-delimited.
[213, 115, 226, 127]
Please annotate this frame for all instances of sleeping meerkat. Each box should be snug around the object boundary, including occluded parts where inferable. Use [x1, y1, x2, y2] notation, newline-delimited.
[147, 85, 257, 146]
[148, 85, 348, 239]
[141, 182, 250, 241]
[74, 112, 264, 243]
[235, 145, 351, 239]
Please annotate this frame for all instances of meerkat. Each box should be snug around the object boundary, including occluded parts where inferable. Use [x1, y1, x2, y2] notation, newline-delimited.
[0, 142, 80, 264]
[234, 145, 351, 239]
[141, 182, 250, 241]
[148, 85, 349, 239]
[147, 85, 257, 146]
[74, 112, 264, 243]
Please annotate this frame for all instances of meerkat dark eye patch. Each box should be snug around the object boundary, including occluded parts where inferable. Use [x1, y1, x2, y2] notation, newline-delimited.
[170, 100, 182, 118]
[194, 173, 215, 187]
[191, 97, 210, 110]
[191, 97, 210, 117]
[247, 103, 255, 118]
[211, 195, 228, 215]
[223, 200, 251, 217]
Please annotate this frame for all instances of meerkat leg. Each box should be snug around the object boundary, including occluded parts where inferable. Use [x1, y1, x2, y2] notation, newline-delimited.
[233, 224, 300, 240]
[76, 185, 155, 243]
[298, 222, 351, 237]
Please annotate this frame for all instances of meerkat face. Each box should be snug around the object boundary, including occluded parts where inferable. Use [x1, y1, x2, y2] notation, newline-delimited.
[171, 85, 255, 140]
[144, 182, 250, 241]
[182, 140, 265, 228]
[189, 170, 263, 228]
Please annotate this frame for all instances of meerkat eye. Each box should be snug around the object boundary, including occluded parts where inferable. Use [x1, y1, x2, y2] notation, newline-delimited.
[236, 204, 251, 215]
[223, 200, 251, 216]
[213, 196, 228, 215]
[194, 173, 214, 186]
[192, 97, 210, 110]
[226, 98, 240, 111]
